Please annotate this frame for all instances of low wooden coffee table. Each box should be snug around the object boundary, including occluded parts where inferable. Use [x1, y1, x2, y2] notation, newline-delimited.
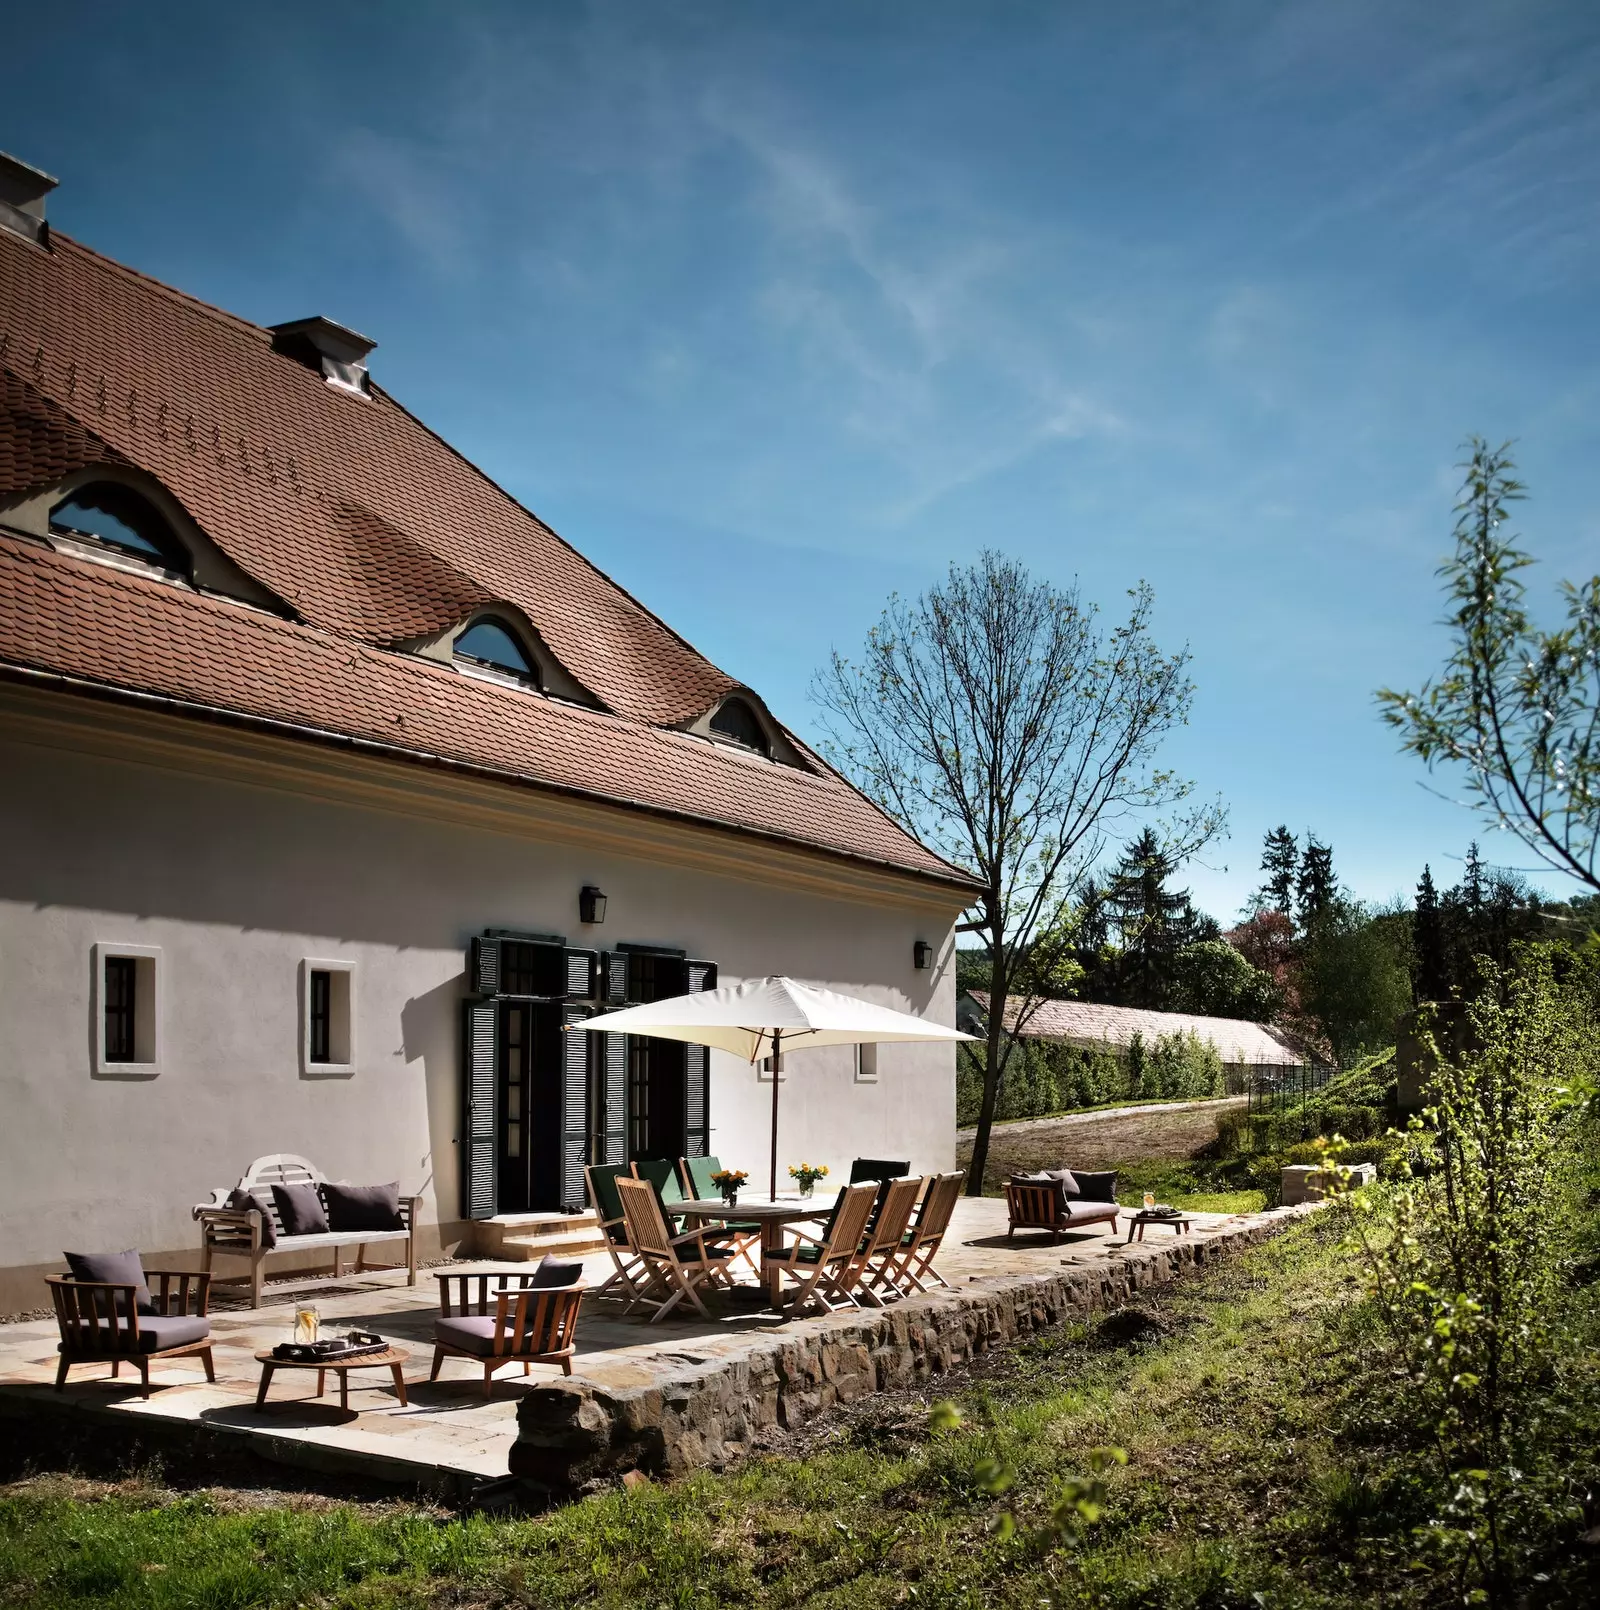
[1125, 1210, 1191, 1243]
[254, 1345, 410, 1410]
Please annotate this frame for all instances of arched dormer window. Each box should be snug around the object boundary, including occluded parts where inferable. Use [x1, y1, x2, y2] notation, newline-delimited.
[454, 616, 539, 686]
[709, 697, 770, 755]
[49, 483, 190, 576]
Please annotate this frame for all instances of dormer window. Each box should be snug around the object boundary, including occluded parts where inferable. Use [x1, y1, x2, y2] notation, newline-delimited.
[709, 697, 770, 755]
[49, 484, 190, 577]
[454, 616, 539, 686]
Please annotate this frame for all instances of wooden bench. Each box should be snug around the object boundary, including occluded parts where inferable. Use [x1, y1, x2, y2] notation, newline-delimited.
[194, 1153, 421, 1307]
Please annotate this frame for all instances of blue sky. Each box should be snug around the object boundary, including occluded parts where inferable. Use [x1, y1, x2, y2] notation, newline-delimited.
[9, 1, 1599, 919]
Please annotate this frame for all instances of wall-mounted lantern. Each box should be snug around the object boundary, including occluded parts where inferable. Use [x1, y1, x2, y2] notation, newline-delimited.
[579, 886, 608, 925]
[913, 940, 933, 970]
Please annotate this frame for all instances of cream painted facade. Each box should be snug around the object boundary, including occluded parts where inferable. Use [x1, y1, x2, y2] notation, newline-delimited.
[0, 683, 965, 1313]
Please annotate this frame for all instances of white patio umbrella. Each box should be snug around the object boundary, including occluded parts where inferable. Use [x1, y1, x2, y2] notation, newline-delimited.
[571, 975, 976, 1199]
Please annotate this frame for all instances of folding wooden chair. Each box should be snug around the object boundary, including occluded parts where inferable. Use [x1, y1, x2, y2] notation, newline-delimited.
[585, 1163, 646, 1303]
[879, 1170, 965, 1295]
[614, 1177, 734, 1322]
[677, 1156, 763, 1280]
[764, 1182, 879, 1318]
[854, 1175, 926, 1306]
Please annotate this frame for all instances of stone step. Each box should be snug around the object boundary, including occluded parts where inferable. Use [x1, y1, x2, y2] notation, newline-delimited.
[499, 1226, 610, 1260]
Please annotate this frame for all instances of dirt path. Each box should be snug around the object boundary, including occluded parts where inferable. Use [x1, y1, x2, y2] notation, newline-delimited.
[958, 1097, 1244, 1189]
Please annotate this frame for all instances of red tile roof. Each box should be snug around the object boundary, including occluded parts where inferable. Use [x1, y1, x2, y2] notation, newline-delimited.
[965, 991, 1317, 1065]
[0, 229, 976, 891]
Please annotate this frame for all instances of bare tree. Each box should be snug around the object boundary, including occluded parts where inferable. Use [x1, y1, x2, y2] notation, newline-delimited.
[1380, 439, 1600, 894]
[811, 552, 1225, 1193]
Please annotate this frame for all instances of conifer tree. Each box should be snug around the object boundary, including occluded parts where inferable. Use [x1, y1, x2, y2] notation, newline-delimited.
[1413, 864, 1449, 1003]
[1296, 835, 1338, 930]
[1258, 825, 1299, 914]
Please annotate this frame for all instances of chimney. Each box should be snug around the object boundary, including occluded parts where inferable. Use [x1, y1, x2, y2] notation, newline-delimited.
[0, 151, 58, 246]
[269, 316, 376, 397]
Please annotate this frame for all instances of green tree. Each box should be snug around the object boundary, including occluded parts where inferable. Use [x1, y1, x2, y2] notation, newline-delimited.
[1167, 938, 1283, 1021]
[1295, 835, 1338, 930]
[811, 552, 1224, 1195]
[1301, 900, 1413, 1057]
[1256, 824, 1299, 914]
[1413, 864, 1448, 1004]
[1101, 828, 1217, 1008]
[1379, 439, 1600, 894]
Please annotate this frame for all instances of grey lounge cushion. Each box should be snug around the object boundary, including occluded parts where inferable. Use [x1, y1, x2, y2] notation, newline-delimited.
[1069, 1170, 1118, 1204]
[63, 1249, 154, 1315]
[1061, 1200, 1120, 1227]
[63, 1312, 209, 1354]
[271, 1182, 329, 1237]
[531, 1255, 583, 1288]
[1046, 1168, 1081, 1196]
[323, 1182, 403, 1233]
[434, 1314, 502, 1356]
[225, 1188, 278, 1248]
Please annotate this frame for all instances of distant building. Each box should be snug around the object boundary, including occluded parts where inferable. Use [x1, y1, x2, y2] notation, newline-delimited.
[960, 990, 1319, 1083]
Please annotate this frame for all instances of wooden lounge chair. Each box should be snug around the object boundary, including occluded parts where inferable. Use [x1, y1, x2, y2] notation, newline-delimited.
[677, 1155, 763, 1278]
[47, 1269, 214, 1398]
[1005, 1177, 1120, 1242]
[614, 1177, 735, 1322]
[854, 1175, 926, 1305]
[585, 1162, 646, 1303]
[430, 1268, 585, 1397]
[878, 1170, 965, 1295]
[765, 1182, 879, 1318]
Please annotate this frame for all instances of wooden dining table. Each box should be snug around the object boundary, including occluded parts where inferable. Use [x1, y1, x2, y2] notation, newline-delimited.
[675, 1196, 828, 1310]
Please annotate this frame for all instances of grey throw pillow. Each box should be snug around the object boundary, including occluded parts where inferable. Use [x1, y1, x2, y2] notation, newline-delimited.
[323, 1182, 402, 1232]
[271, 1181, 329, 1237]
[226, 1187, 278, 1248]
[531, 1255, 583, 1288]
[1046, 1168, 1081, 1197]
[64, 1248, 154, 1315]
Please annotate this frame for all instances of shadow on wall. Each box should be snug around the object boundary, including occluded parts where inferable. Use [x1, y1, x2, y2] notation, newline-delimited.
[402, 973, 466, 1231]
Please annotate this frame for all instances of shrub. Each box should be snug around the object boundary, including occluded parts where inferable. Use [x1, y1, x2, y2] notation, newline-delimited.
[1332, 951, 1598, 1603]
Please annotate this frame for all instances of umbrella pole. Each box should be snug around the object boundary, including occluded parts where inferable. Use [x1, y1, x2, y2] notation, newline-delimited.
[769, 1029, 782, 1201]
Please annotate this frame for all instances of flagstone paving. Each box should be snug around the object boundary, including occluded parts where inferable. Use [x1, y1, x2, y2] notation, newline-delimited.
[0, 1197, 1298, 1497]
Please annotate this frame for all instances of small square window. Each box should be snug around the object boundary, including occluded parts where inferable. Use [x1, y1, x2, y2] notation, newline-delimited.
[855, 1044, 879, 1084]
[301, 959, 356, 1076]
[93, 943, 160, 1077]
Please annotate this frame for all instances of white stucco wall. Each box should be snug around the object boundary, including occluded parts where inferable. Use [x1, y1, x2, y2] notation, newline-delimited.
[0, 711, 961, 1308]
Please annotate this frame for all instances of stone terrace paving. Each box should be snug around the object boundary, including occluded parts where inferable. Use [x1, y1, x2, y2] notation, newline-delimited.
[0, 1198, 1312, 1498]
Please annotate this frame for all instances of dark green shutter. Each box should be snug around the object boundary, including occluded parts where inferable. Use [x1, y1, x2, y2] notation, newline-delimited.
[603, 951, 630, 1004]
[684, 959, 715, 1158]
[462, 1001, 498, 1220]
[602, 1033, 628, 1164]
[470, 936, 502, 998]
[561, 1004, 591, 1211]
[563, 948, 598, 1000]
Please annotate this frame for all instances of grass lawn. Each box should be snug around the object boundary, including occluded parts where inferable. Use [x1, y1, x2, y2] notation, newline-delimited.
[6, 1206, 1587, 1608]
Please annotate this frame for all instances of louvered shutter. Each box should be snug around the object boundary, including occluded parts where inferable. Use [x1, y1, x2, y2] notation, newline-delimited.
[602, 951, 630, 1004]
[602, 1032, 628, 1164]
[470, 937, 502, 998]
[684, 959, 715, 1158]
[560, 1004, 591, 1210]
[563, 948, 599, 1000]
[462, 1001, 498, 1220]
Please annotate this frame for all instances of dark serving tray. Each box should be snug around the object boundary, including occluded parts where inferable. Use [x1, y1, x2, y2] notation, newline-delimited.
[271, 1332, 387, 1363]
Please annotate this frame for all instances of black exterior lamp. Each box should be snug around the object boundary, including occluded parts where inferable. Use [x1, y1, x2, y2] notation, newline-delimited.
[580, 886, 608, 925]
[913, 940, 933, 970]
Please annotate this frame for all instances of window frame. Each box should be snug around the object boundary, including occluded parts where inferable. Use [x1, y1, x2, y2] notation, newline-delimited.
[452, 615, 541, 688]
[854, 1043, 880, 1084]
[49, 483, 192, 577]
[708, 697, 771, 756]
[300, 958, 356, 1077]
[92, 943, 161, 1078]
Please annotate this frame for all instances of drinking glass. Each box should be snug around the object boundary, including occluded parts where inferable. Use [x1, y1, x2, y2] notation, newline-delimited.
[293, 1303, 320, 1345]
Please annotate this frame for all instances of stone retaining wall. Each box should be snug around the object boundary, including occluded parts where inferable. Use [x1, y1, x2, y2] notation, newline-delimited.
[510, 1207, 1315, 1487]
